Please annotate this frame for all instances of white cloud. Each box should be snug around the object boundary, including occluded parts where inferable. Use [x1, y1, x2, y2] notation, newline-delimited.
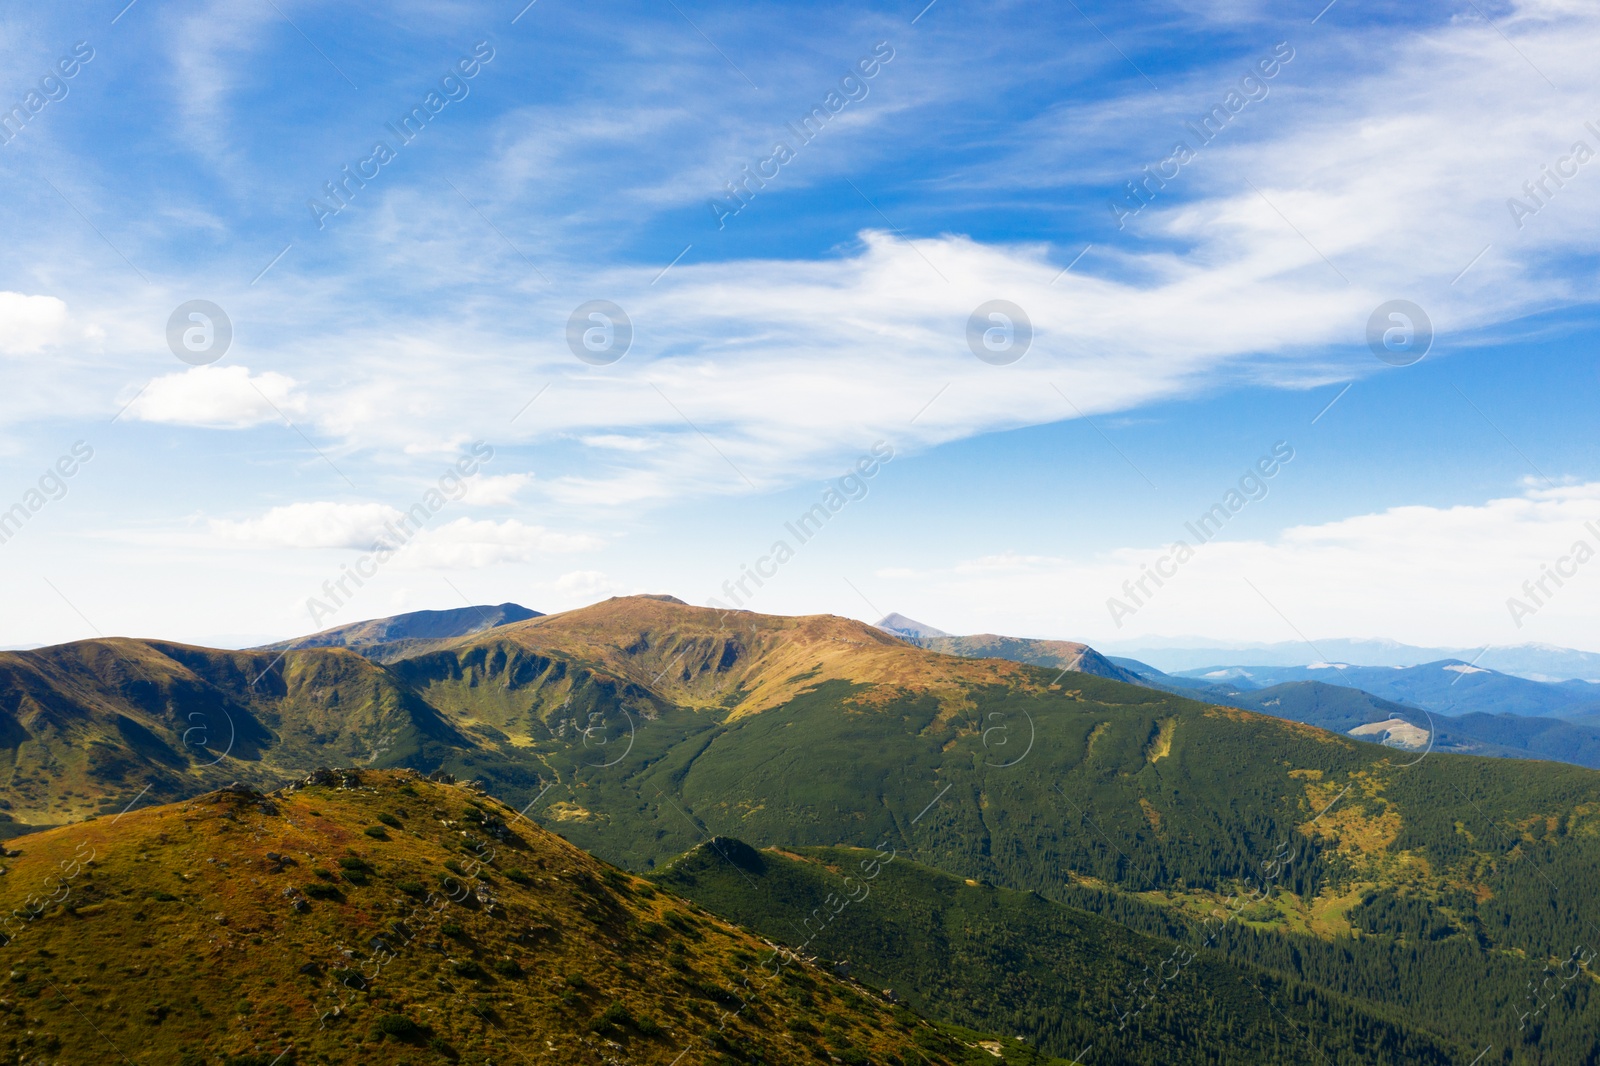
[271, 0, 1600, 506]
[126, 365, 306, 429]
[875, 482, 1600, 648]
[23, 4, 1600, 510]
[0, 292, 98, 355]
[393, 518, 601, 568]
[210, 502, 397, 549]
[209, 502, 599, 565]
[166, 0, 281, 190]
[550, 569, 628, 604]
[458, 473, 532, 506]
[579, 435, 660, 452]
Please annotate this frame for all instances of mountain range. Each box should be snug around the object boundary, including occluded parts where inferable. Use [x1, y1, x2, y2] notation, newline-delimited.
[5, 596, 1600, 1061]
[874, 615, 1600, 771]
[1093, 636, 1600, 682]
[1168, 660, 1600, 717]
[877, 624, 1146, 686]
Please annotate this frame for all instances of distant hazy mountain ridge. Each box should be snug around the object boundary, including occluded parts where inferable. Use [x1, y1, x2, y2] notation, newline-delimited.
[874, 614, 1143, 685]
[1099, 637, 1600, 682]
[875, 612, 949, 639]
[882, 622, 1600, 770]
[1173, 659, 1600, 718]
[254, 601, 541, 662]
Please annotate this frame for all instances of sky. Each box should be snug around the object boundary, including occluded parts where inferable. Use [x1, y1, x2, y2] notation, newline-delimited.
[0, 0, 1597, 653]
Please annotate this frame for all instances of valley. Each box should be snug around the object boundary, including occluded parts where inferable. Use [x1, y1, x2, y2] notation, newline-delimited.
[2, 596, 1599, 1063]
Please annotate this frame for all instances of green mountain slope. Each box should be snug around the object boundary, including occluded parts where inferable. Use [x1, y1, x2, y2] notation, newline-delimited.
[6, 597, 1600, 1064]
[1231, 681, 1600, 767]
[0, 640, 474, 834]
[655, 839, 1474, 1065]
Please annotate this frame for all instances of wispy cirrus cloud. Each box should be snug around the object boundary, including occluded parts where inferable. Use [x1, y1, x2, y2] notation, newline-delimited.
[71, 3, 1597, 508]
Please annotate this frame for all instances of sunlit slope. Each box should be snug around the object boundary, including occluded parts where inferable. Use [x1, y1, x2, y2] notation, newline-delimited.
[0, 771, 1045, 1066]
[493, 669, 1600, 1007]
[353, 599, 1600, 986]
[7, 593, 1600, 1058]
[656, 840, 1475, 1066]
[414, 595, 1056, 717]
[0, 640, 472, 832]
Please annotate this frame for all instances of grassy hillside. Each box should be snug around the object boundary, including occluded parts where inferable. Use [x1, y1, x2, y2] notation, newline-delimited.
[449, 656, 1600, 966]
[0, 640, 474, 834]
[411, 596, 1060, 717]
[901, 632, 1144, 685]
[0, 770, 1051, 1066]
[655, 840, 1477, 1065]
[7, 596, 1600, 1064]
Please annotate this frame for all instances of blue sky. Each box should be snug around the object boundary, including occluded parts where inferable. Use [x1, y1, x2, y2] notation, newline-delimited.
[1, 0, 1597, 652]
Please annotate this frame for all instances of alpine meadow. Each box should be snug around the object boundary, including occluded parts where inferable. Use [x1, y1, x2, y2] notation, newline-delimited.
[3, 2, 1598, 1065]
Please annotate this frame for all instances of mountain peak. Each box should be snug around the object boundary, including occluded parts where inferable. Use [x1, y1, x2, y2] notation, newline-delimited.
[255, 602, 541, 661]
[875, 612, 950, 639]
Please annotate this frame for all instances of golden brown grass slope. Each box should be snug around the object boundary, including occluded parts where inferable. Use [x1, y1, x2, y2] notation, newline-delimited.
[0, 770, 1032, 1066]
[0, 598, 1104, 835]
[437, 595, 1056, 720]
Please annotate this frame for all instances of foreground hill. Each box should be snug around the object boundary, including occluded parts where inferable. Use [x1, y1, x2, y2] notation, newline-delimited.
[656, 840, 1472, 1065]
[7, 596, 1600, 1063]
[0, 770, 1043, 1066]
